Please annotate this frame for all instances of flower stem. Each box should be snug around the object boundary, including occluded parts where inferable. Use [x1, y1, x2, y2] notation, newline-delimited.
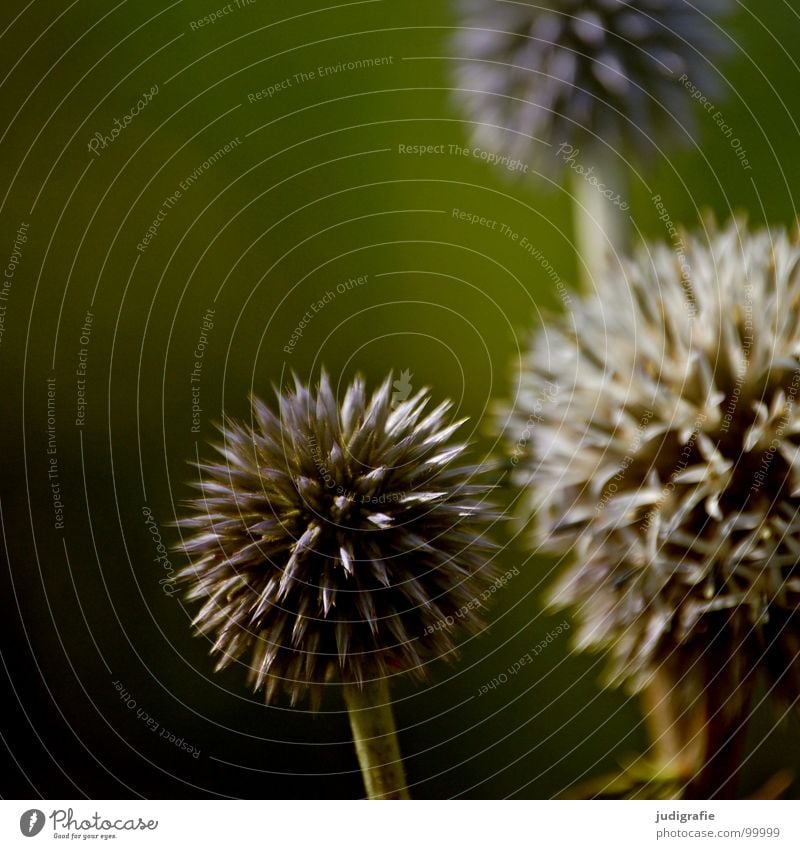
[641, 667, 752, 799]
[571, 152, 630, 292]
[641, 670, 687, 774]
[687, 675, 751, 799]
[640, 669, 709, 795]
[343, 677, 410, 800]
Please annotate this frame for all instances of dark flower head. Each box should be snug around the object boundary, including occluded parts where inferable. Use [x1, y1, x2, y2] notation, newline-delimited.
[178, 372, 499, 707]
[505, 221, 800, 716]
[451, 0, 733, 173]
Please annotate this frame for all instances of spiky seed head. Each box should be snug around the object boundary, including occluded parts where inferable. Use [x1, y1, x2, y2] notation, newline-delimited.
[177, 372, 499, 708]
[451, 0, 733, 174]
[505, 221, 800, 715]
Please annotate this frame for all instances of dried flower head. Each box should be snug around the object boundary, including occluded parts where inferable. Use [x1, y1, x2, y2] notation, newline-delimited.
[177, 372, 498, 707]
[451, 0, 733, 173]
[506, 221, 800, 713]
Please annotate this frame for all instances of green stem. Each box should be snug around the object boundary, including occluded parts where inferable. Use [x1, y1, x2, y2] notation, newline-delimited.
[640, 669, 710, 797]
[343, 677, 410, 800]
[571, 152, 630, 292]
[641, 670, 686, 774]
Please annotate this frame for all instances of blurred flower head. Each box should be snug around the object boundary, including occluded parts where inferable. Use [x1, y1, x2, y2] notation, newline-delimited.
[505, 221, 800, 713]
[451, 0, 733, 174]
[178, 372, 499, 707]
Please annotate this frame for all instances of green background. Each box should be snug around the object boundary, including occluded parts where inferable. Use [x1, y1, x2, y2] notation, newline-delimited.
[1, 0, 798, 798]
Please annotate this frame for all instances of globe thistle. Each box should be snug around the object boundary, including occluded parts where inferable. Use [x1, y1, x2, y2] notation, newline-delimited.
[177, 372, 499, 709]
[451, 0, 734, 171]
[506, 221, 800, 722]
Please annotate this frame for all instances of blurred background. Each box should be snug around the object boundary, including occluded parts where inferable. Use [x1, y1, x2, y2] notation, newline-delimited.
[1, 0, 799, 799]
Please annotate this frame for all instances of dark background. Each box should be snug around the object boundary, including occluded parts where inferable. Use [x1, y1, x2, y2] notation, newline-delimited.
[1, 0, 798, 798]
